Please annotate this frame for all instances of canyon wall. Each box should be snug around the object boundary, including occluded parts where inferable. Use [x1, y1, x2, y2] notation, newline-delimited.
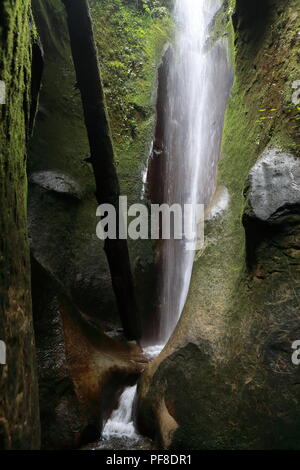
[28, 0, 171, 448]
[29, 0, 172, 337]
[0, 0, 40, 450]
[138, 0, 300, 450]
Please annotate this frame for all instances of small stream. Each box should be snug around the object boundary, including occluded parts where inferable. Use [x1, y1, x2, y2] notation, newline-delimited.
[103, 385, 138, 441]
[85, 346, 163, 450]
[100, 346, 163, 447]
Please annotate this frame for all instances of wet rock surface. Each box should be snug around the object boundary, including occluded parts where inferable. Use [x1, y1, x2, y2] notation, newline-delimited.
[27, 0, 164, 451]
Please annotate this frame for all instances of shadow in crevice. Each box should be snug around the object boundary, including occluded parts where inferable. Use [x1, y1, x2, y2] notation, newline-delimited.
[232, 0, 275, 48]
[242, 204, 300, 273]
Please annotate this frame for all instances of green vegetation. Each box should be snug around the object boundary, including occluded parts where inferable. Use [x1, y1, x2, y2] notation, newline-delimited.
[90, 0, 173, 201]
[0, 0, 40, 449]
[210, 0, 236, 65]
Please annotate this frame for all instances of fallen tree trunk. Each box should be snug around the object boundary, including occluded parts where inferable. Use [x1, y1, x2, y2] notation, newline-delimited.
[62, 0, 141, 341]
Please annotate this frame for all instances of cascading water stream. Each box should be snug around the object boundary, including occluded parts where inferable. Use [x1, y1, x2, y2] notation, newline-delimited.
[102, 0, 232, 444]
[150, 0, 232, 345]
[101, 346, 163, 443]
[102, 385, 139, 441]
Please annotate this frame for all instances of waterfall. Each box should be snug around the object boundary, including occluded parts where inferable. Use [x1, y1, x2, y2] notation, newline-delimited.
[151, 0, 232, 344]
[101, 346, 163, 442]
[102, 0, 232, 443]
[102, 385, 139, 440]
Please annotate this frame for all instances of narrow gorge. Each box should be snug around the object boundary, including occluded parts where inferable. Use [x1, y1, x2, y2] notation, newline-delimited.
[0, 0, 300, 452]
[97, 0, 232, 449]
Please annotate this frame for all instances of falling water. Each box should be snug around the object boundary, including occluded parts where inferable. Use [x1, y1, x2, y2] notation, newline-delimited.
[148, 0, 233, 344]
[101, 346, 163, 443]
[102, 0, 232, 444]
[102, 385, 139, 440]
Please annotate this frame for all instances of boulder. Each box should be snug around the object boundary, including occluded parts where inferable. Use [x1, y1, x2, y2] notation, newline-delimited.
[247, 148, 300, 221]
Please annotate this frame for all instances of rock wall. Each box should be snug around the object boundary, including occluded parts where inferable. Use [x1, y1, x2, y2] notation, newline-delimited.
[0, 0, 40, 449]
[29, 0, 172, 334]
[138, 0, 300, 450]
[28, 0, 171, 448]
[30, 0, 119, 328]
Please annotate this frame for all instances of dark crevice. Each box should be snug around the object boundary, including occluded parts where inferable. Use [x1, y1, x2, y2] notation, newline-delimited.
[233, 0, 272, 36]
[243, 205, 300, 272]
[29, 39, 44, 136]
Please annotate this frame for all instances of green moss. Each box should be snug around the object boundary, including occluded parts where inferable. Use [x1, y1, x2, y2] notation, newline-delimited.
[218, 0, 300, 275]
[90, 0, 174, 312]
[189, 0, 300, 367]
[0, 0, 40, 449]
[182, 0, 300, 448]
[210, 0, 236, 66]
[90, 0, 173, 203]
